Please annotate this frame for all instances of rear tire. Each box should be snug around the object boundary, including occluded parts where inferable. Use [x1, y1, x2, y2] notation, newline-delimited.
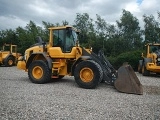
[74, 60, 103, 89]
[28, 60, 51, 84]
[4, 57, 14, 67]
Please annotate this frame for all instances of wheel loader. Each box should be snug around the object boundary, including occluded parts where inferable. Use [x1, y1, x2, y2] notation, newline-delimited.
[0, 44, 21, 66]
[17, 25, 143, 95]
[138, 43, 160, 76]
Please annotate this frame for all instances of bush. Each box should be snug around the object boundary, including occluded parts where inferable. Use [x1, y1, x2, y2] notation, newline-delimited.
[108, 50, 143, 71]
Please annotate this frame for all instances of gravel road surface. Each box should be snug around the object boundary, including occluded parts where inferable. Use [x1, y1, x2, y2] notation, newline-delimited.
[0, 66, 160, 120]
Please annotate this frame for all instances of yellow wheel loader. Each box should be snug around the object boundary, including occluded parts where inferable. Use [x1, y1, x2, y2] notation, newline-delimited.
[0, 44, 21, 67]
[17, 26, 143, 95]
[138, 43, 160, 76]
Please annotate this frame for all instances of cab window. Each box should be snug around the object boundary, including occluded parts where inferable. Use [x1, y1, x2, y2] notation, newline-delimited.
[66, 29, 75, 51]
[53, 28, 77, 53]
[53, 29, 65, 51]
[12, 46, 16, 53]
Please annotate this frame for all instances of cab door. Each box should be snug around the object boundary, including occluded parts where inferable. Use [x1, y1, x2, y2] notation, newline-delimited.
[49, 28, 77, 58]
[48, 29, 65, 58]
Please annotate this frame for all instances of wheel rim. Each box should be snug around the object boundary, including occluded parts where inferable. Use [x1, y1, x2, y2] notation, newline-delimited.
[80, 67, 94, 82]
[8, 60, 13, 65]
[32, 66, 43, 79]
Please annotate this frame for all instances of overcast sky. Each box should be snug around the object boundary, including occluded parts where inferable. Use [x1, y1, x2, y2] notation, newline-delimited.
[0, 0, 160, 30]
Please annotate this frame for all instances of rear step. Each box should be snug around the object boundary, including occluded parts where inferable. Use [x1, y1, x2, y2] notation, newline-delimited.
[51, 76, 59, 78]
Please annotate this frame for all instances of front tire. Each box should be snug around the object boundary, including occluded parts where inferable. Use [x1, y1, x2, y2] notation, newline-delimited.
[138, 60, 143, 73]
[142, 58, 151, 76]
[74, 60, 103, 89]
[142, 65, 150, 76]
[28, 60, 51, 84]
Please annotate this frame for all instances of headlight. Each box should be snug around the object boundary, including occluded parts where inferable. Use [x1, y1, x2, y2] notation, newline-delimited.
[157, 58, 160, 61]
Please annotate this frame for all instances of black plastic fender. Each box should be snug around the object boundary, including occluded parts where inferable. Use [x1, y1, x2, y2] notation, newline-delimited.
[71, 56, 92, 76]
[3, 54, 15, 63]
[26, 52, 52, 69]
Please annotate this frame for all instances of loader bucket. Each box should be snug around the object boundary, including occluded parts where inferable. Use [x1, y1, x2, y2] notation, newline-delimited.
[114, 64, 143, 95]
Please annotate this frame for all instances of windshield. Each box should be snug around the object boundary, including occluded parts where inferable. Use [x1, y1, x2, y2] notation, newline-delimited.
[52, 28, 79, 52]
[65, 29, 78, 51]
[12, 46, 17, 53]
[72, 30, 78, 42]
[53, 29, 64, 47]
[3, 45, 10, 51]
[150, 45, 160, 53]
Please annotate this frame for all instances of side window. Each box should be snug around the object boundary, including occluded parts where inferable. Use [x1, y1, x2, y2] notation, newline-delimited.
[4, 46, 10, 51]
[150, 46, 158, 53]
[53, 30, 65, 50]
[12, 46, 16, 53]
[66, 30, 75, 51]
[53, 29, 76, 53]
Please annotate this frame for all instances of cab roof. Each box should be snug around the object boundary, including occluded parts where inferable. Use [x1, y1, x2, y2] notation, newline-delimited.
[48, 25, 72, 30]
[145, 43, 160, 46]
[48, 25, 79, 32]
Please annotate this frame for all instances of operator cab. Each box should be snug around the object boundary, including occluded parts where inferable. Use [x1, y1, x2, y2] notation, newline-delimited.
[53, 27, 78, 53]
[148, 44, 160, 65]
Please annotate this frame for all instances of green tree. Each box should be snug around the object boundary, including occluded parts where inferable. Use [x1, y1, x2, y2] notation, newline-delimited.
[42, 21, 55, 41]
[116, 10, 143, 52]
[25, 21, 43, 42]
[73, 13, 95, 47]
[15, 26, 28, 53]
[95, 14, 107, 53]
[156, 12, 160, 42]
[95, 14, 118, 55]
[143, 14, 159, 43]
[0, 29, 18, 45]
[15, 21, 44, 53]
[62, 20, 69, 26]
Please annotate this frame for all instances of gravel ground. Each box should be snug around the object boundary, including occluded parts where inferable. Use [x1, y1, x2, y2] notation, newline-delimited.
[0, 66, 160, 120]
